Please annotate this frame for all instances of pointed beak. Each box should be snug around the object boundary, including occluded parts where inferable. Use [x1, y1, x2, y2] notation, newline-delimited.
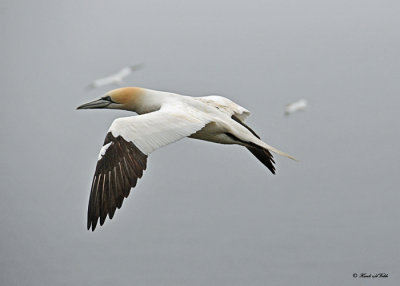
[76, 98, 112, 110]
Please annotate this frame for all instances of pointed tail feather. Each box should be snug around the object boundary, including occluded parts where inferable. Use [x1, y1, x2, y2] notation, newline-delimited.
[261, 142, 297, 161]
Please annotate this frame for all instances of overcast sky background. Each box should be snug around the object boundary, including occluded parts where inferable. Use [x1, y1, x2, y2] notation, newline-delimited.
[1, 0, 400, 285]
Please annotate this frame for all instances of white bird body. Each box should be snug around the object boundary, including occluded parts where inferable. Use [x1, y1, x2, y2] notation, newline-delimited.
[86, 64, 143, 89]
[285, 99, 308, 115]
[77, 87, 295, 230]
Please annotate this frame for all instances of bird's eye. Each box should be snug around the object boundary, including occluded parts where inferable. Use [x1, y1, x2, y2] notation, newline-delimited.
[102, 96, 113, 102]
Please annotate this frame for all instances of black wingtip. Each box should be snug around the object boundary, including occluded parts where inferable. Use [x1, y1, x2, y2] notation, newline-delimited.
[87, 220, 97, 231]
[85, 132, 148, 231]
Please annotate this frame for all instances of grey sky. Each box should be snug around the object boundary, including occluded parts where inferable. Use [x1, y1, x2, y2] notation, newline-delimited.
[1, 0, 399, 285]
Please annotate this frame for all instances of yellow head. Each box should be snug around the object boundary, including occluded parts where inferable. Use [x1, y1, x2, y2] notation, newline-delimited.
[77, 87, 145, 111]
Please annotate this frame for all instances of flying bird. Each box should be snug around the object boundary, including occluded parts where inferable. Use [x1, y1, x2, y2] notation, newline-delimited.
[284, 99, 308, 116]
[86, 64, 143, 89]
[77, 87, 295, 230]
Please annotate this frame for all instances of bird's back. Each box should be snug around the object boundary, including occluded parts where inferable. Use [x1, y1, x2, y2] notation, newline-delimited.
[195, 95, 250, 122]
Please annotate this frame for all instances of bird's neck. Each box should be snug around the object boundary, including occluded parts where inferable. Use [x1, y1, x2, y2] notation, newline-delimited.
[126, 88, 175, 114]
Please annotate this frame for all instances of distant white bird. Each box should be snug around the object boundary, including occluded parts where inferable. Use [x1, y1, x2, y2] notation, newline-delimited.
[77, 87, 295, 230]
[284, 99, 308, 116]
[86, 64, 143, 89]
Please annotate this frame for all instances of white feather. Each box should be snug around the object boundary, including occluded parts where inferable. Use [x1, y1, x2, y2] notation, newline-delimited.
[109, 104, 208, 155]
[97, 142, 112, 160]
[196, 95, 251, 121]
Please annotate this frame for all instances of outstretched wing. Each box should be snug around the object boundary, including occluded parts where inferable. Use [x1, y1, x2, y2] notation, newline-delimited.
[87, 105, 208, 231]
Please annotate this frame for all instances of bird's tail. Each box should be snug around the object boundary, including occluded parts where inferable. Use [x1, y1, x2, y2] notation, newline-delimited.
[260, 141, 297, 161]
[230, 114, 296, 162]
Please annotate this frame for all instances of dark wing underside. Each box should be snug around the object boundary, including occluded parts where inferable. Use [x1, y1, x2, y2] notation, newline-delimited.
[87, 132, 148, 231]
[231, 115, 276, 174]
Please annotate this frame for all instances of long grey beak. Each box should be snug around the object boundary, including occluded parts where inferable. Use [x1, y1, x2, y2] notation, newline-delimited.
[76, 98, 111, 110]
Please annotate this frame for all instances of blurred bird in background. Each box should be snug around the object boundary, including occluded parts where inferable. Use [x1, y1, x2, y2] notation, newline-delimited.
[284, 99, 308, 116]
[86, 64, 144, 90]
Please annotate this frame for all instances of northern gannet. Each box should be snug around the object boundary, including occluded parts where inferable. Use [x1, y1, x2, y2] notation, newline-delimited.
[86, 64, 143, 89]
[77, 87, 295, 230]
[284, 99, 308, 116]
